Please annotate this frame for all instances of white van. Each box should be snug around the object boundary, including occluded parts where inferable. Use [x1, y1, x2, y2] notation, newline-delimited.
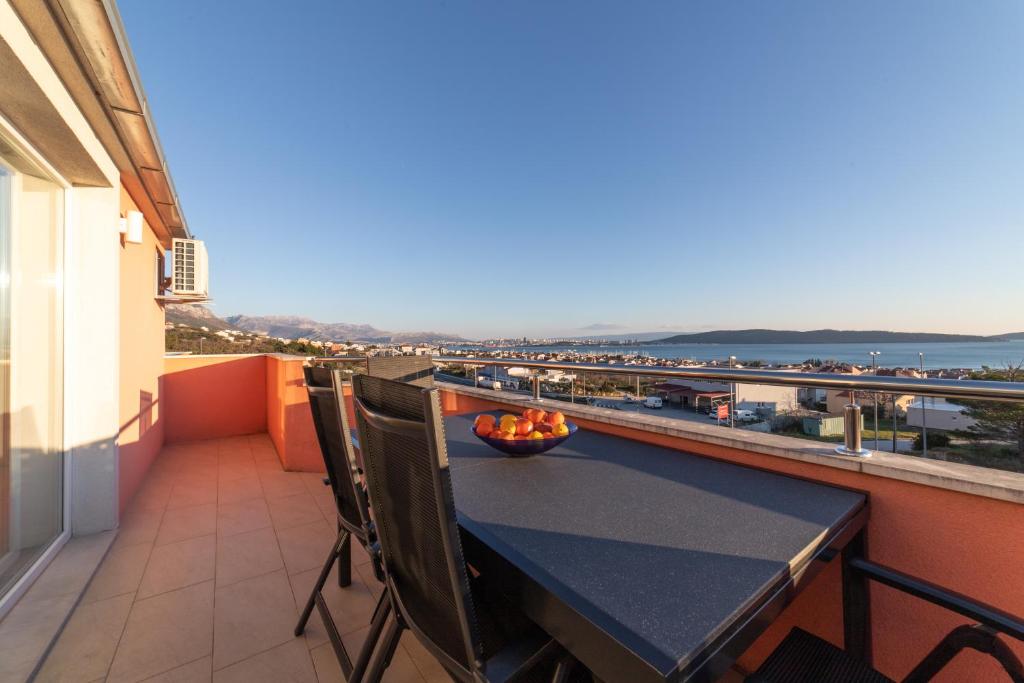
[643, 396, 663, 409]
[734, 409, 757, 422]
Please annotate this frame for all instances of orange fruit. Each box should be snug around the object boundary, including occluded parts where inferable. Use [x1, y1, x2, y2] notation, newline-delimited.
[497, 431, 515, 441]
[488, 429, 503, 438]
[523, 408, 546, 424]
[552, 423, 569, 437]
[475, 424, 492, 437]
[474, 414, 496, 431]
[499, 414, 518, 432]
[528, 431, 544, 440]
[546, 411, 565, 426]
[515, 418, 534, 436]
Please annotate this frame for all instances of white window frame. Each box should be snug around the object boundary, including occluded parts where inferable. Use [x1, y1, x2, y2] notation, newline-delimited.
[0, 113, 72, 620]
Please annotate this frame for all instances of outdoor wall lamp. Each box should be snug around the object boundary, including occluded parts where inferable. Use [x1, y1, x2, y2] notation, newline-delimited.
[119, 210, 145, 244]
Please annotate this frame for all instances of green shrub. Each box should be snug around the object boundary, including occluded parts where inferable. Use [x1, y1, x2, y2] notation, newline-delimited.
[913, 432, 951, 450]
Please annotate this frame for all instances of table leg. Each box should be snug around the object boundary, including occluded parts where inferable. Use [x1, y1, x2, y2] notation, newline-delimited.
[338, 523, 352, 587]
[842, 529, 871, 664]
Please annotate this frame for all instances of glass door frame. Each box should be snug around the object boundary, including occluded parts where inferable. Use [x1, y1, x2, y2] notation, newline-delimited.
[0, 114, 71, 619]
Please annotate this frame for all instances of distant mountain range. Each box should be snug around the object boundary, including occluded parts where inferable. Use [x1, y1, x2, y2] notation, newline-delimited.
[165, 305, 465, 344]
[653, 329, 1023, 344]
[165, 304, 232, 330]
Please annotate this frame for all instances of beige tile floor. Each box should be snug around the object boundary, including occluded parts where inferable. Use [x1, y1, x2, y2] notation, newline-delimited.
[37, 434, 449, 683]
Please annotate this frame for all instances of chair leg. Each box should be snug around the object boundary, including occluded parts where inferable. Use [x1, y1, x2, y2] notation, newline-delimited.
[294, 529, 348, 636]
[349, 592, 391, 683]
[338, 523, 352, 587]
[363, 612, 403, 683]
[550, 654, 577, 683]
[317, 591, 354, 678]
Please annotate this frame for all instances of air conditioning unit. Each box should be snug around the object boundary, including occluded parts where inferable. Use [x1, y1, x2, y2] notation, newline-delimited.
[170, 238, 209, 297]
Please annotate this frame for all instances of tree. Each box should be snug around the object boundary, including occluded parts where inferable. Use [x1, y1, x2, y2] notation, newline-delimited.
[959, 361, 1024, 456]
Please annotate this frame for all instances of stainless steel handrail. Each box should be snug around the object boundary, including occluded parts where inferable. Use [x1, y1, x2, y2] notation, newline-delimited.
[312, 356, 1024, 402]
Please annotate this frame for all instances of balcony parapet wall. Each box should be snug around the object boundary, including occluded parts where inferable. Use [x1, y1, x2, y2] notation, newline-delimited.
[163, 353, 326, 472]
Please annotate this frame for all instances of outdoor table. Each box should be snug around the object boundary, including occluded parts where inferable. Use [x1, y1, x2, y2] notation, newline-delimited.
[445, 413, 869, 683]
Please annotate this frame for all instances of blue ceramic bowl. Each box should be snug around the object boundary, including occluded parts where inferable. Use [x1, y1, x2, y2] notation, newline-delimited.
[472, 419, 578, 457]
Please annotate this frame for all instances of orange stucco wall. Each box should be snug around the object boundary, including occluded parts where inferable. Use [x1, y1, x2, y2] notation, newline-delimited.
[265, 355, 326, 472]
[160, 353, 346, 473]
[439, 390, 1024, 682]
[163, 355, 267, 441]
[117, 186, 166, 515]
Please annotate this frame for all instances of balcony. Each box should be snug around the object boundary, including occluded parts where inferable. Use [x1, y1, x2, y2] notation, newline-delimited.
[20, 353, 1024, 681]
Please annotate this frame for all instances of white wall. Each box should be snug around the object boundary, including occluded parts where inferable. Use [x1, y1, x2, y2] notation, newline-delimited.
[65, 186, 121, 535]
[735, 383, 800, 413]
[906, 399, 978, 432]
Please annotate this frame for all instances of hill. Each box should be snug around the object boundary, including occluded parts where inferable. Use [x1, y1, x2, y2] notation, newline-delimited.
[166, 306, 466, 344]
[223, 315, 388, 342]
[165, 304, 231, 330]
[654, 329, 1004, 344]
[222, 314, 466, 344]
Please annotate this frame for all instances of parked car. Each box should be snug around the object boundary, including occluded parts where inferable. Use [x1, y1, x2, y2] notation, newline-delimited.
[477, 376, 502, 391]
[644, 396, 663, 409]
[733, 409, 757, 422]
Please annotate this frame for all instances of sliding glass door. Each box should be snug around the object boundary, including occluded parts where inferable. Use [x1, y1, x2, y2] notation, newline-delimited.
[0, 137, 65, 604]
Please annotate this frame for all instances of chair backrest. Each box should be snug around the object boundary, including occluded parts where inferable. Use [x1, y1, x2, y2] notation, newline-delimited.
[303, 365, 370, 536]
[351, 374, 480, 673]
[365, 355, 434, 387]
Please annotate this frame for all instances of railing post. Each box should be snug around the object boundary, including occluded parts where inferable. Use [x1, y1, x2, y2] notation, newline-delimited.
[532, 374, 541, 401]
[836, 403, 871, 456]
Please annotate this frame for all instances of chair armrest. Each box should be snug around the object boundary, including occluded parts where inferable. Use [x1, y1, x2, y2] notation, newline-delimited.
[849, 558, 1024, 641]
[903, 624, 1024, 683]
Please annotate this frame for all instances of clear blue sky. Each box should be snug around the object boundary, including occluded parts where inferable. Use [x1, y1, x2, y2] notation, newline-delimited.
[121, 1, 1023, 339]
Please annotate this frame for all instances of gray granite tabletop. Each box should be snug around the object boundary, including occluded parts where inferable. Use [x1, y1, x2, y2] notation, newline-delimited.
[444, 412, 866, 680]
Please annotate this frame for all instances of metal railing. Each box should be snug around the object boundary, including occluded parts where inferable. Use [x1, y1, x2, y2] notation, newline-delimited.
[312, 355, 1024, 457]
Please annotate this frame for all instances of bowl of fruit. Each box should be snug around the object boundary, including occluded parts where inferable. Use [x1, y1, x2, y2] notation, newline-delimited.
[471, 409, 577, 457]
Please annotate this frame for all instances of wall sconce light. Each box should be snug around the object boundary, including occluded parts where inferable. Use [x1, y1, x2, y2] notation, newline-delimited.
[125, 210, 144, 244]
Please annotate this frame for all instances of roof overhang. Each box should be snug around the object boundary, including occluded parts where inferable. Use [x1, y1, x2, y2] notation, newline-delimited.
[6, 0, 190, 246]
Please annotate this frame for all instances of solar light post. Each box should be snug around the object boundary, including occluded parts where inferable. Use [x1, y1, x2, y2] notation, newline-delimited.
[869, 351, 881, 450]
[919, 352, 928, 458]
[892, 393, 899, 453]
[729, 356, 737, 428]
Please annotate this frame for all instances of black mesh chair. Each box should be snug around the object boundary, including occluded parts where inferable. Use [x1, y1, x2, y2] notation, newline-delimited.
[748, 559, 1024, 683]
[351, 374, 577, 683]
[294, 366, 383, 679]
[364, 354, 435, 387]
